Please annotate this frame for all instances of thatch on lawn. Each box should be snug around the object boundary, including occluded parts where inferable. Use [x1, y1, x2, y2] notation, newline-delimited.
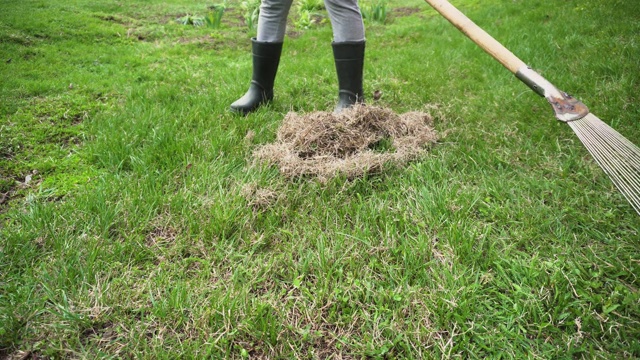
[253, 104, 439, 181]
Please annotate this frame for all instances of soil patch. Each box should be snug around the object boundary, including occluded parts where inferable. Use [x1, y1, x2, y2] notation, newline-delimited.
[391, 6, 423, 18]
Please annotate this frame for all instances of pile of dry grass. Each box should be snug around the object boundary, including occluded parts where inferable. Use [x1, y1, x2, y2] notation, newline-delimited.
[253, 104, 439, 180]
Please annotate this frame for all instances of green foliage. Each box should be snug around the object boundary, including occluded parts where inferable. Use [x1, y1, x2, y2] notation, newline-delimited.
[297, 0, 324, 12]
[294, 0, 326, 30]
[0, 94, 111, 203]
[176, 14, 205, 26]
[205, 3, 226, 29]
[241, 0, 261, 30]
[361, 0, 388, 24]
[294, 10, 313, 30]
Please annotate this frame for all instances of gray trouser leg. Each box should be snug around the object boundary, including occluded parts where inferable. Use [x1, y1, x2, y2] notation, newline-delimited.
[256, 0, 365, 43]
[256, 0, 294, 42]
[324, 0, 365, 42]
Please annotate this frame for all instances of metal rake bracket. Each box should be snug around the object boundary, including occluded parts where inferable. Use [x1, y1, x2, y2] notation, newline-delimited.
[515, 66, 590, 122]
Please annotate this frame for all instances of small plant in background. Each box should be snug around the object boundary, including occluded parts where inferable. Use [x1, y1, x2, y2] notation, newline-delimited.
[298, 0, 324, 12]
[176, 14, 205, 26]
[295, 10, 313, 29]
[294, 0, 325, 30]
[205, 3, 226, 29]
[361, 0, 388, 24]
[241, 0, 261, 30]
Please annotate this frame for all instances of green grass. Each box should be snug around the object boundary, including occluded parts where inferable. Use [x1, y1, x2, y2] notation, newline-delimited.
[1, 0, 639, 358]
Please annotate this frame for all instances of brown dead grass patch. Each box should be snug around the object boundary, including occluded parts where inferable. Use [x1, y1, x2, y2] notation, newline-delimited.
[391, 6, 423, 18]
[253, 105, 439, 181]
[241, 183, 280, 210]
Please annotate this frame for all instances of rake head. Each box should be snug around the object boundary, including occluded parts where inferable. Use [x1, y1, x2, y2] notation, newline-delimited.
[568, 113, 640, 215]
[516, 67, 640, 215]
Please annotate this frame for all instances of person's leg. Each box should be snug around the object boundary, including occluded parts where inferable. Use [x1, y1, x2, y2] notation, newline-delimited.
[257, 0, 294, 42]
[230, 0, 294, 114]
[324, 0, 366, 112]
[324, 0, 365, 43]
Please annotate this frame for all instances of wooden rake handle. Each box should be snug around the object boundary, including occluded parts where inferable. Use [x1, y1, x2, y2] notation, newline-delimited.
[423, 0, 590, 122]
[424, 0, 526, 74]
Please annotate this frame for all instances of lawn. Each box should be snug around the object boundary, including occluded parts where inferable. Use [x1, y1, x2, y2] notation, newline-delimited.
[1, 0, 639, 358]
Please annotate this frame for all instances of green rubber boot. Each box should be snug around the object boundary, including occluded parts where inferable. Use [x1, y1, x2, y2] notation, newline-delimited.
[230, 38, 283, 114]
[332, 40, 366, 113]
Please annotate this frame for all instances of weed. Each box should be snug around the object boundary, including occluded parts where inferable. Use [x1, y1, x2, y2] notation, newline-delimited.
[205, 3, 226, 29]
[294, 10, 314, 30]
[297, 0, 324, 12]
[361, 0, 388, 24]
[294, 0, 327, 30]
[176, 14, 205, 26]
[241, 0, 261, 30]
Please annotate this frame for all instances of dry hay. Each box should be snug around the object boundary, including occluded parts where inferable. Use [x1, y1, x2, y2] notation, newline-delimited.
[241, 183, 280, 210]
[253, 104, 439, 180]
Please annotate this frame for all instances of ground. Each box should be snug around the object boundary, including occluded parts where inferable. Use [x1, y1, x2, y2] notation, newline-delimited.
[1, 0, 639, 358]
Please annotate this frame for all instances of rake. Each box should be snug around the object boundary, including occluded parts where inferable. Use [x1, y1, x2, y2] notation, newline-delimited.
[424, 0, 640, 215]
